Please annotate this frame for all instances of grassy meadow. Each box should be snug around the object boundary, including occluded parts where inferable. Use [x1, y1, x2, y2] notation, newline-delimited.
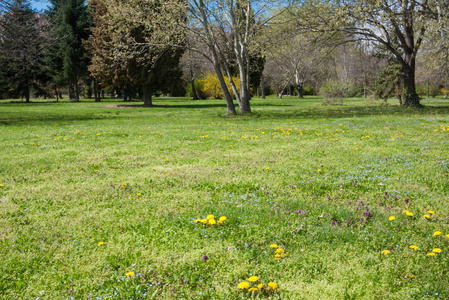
[1, 96, 449, 299]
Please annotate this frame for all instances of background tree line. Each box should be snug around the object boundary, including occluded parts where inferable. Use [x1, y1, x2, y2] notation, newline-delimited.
[0, 0, 448, 110]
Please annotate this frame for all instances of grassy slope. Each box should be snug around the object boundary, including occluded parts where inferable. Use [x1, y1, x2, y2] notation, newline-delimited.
[0, 96, 448, 299]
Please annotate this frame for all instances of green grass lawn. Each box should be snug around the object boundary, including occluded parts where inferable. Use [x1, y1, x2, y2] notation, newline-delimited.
[1, 96, 449, 299]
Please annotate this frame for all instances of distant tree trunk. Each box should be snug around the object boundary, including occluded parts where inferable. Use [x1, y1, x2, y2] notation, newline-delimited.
[427, 81, 429, 98]
[94, 79, 100, 102]
[55, 86, 59, 102]
[87, 85, 92, 99]
[261, 73, 265, 99]
[190, 69, 199, 100]
[142, 84, 153, 107]
[25, 87, 30, 103]
[74, 83, 80, 102]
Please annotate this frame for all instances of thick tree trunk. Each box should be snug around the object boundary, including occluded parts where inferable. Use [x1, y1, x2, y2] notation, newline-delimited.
[297, 85, 304, 98]
[142, 84, 153, 107]
[55, 86, 59, 102]
[238, 69, 251, 114]
[401, 65, 421, 107]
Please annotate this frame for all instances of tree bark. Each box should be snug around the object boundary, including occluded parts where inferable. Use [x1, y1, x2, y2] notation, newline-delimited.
[142, 84, 153, 107]
[261, 73, 265, 99]
[297, 85, 304, 98]
[401, 64, 420, 107]
[190, 69, 199, 100]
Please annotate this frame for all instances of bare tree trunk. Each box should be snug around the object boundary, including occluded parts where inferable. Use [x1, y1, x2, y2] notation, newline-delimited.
[94, 79, 100, 102]
[55, 86, 59, 102]
[190, 69, 199, 100]
[142, 84, 153, 107]
[261, 73, 265, 99]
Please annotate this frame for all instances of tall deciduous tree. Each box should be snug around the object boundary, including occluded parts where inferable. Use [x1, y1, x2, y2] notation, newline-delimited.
[292, 0, 444, 107]
[88, 0, 185, 106]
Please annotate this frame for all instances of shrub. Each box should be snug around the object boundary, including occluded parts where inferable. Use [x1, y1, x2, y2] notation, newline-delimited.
[195, 72, 240, 99]
[319, 79, 357, 105]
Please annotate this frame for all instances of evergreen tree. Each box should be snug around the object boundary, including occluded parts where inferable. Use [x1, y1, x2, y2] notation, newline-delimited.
[0, 0, 45, 101]
[46, 0, 91, 102]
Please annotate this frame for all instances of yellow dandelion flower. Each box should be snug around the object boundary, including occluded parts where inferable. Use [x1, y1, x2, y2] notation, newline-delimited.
[200, 219, 207, 224]
[427, 252, 436, 257]
[194, 219, 202, 223]
[434, 231, 442, 236]
[238, 281, 250, 289]
[408, 275, 414, 279]
[433, 248, 442, 253]
[405, 212, 413, 217]
[267, 282, 278, 290]
[447, 234, 449, 238]
[280, 253, 287, 257]
[257, 283, 264, 289]
[276, 248, 284, 253]
[208, 219, 216, 225]
[275, 254, 281, 258]
[270, 244, 278, 249]
[219, 216, 226, 221]
[318, 169, 321, 172]
[0, 184, 3, 187]
[428, 210, 435, 214]
[217, 221, 223, 225]
[249, 288, 258, 292]
[409, 245, 418, 250]
[96, 133, 100, 136]
[247, 276, 258, 282]
[265, 167, 270, 170]
[423, 214, 430, 219]
[389, 216, 395, 221]
[98, 241, 104, 246]
[355, 147, 359, 150]
[136, 193, 141, 196]
[207, 214, 214, 220]
[126, 271, 135, 276]
[381, 250, 390, 255]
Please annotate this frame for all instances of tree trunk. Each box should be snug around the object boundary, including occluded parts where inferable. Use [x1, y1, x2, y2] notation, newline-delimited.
[190, 69, 199, 100]
[261, 73, 265, 99]
[74, 83, 80, 102]
[427, 81, 429, 98]
[25, 87, 30, 103]
[401, 65, 420, 107]
[238, 69, 251, 113]
[142, 84, 153, 107]
[297, 85, 304, 98]
[55, 86, 59, 102]
[94, 80, 100, 102]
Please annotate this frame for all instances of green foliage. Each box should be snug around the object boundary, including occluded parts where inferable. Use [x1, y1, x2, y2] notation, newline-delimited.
[0, 0, 47, 101]
[371, 64, 402, 101]
[319, 79, 357, 105]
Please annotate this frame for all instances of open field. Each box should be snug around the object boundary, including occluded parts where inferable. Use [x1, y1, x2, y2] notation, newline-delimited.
[1, 96, 449, 299]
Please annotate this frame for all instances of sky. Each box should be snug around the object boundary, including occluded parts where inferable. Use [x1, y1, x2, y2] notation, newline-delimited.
[31, 0, 50, 12]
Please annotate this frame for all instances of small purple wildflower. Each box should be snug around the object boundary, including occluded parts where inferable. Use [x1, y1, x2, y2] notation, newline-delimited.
[202, 254, 209, 261]
[404, 198, 409, 204]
